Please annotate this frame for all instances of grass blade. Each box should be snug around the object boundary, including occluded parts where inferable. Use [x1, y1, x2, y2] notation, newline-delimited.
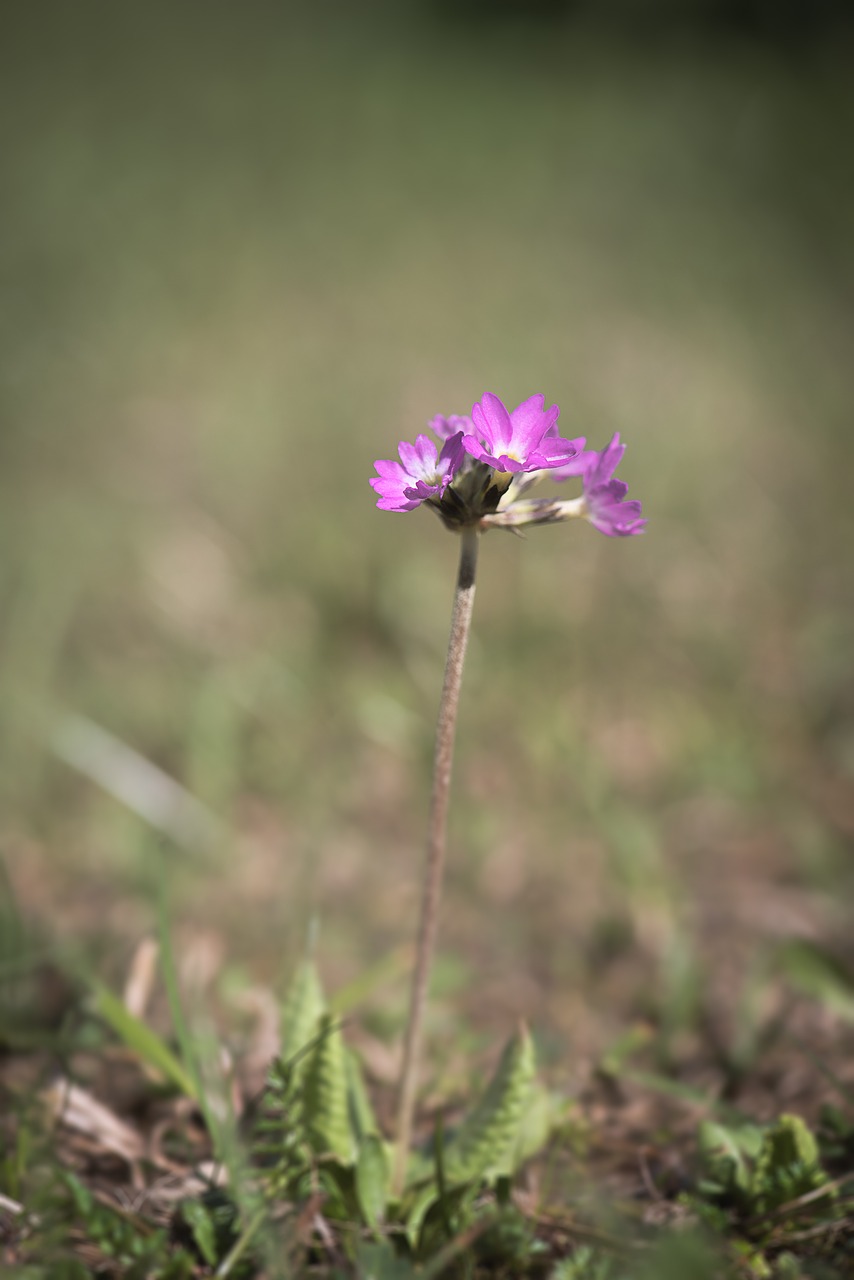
[90, 978, 198, 1101]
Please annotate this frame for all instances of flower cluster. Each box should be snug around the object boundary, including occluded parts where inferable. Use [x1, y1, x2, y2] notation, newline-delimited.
[371, 393, 645, 537]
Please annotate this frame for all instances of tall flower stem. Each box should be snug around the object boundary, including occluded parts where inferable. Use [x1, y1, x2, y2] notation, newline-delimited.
[393, 523, 480, 1196]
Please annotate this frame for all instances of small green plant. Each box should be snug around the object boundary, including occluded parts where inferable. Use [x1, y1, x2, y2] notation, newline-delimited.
[253, 958, 544, 1258]
[49, 1171, 191, 1278]
[550, 1246, 620, 1280]
[751, 1114, 832, 1216]
[697, 1113, 834, 1217]
[689, 1112, 844, 1274]
[173, 1188, 257, 1278]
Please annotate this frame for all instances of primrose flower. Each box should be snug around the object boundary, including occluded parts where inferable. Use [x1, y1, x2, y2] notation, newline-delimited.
[370, 391, 645, 537]
[581, 434, 646, 537]
[378, 394, 645, 1192]
[462, 393, 581, 473]
[371, 432, 465, 513]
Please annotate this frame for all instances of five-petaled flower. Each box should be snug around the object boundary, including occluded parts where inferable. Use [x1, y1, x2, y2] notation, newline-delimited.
[371, 392, 645, 537]
[462, 393, 582, 473]
[371, 432, 465, 513]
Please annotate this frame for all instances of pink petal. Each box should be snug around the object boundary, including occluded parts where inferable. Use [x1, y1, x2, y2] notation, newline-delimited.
[472, 393, 514, 449]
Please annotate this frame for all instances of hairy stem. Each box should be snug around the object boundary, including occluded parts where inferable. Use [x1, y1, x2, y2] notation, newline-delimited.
[393, 524, 480, 1196]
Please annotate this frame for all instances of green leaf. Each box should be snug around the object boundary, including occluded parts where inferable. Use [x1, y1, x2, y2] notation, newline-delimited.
[549, 1246, 618, 1280]
[443, 1024, 536, 1185]
[89, 979, 198, 1100]
[730, 1240, 772, 1278]
[354, 1239, 419, 1280]
[749, 1113, 833, 1215]
[431, 1111, 454, 1241]
[281, 958, 326, 1061]
[177, 1198, 217, 1267]
[697, 1120, 754, 1198]
[778, 940, 854, 1022]
[355, 1133, 390, 1230]
[404, 1183, 440, 1248]
[303, 1014, 354, 1164]
[498, 1081, 562, 1176]
[346, 1045, 380, 1142]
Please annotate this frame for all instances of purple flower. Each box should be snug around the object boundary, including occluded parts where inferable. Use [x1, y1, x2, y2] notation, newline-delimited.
[429, 413, 473, 441]
[370, 393, 645, 536]
[462, 393, 581, 473]
[582, 434, 646, 537]
[371, 432, 465, 513]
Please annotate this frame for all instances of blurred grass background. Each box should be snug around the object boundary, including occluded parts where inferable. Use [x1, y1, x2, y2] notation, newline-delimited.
[2, 0, 853, 1074]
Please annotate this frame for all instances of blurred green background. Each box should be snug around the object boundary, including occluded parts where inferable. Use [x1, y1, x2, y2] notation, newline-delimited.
[2, 1, 853, 1066]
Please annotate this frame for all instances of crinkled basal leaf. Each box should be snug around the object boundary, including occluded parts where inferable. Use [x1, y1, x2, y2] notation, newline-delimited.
[356, 1133, 391, 1231]
[303, 1014, 354, 1164]
[281, 958, 326, 1062]
[443, 1025, 536, 1185]
[750, 1114, 833, 1215]
[496, 1080, 563, 1179]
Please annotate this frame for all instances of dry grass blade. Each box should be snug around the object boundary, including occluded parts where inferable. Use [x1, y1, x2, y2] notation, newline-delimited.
[43, 1077, 145, 1164]
[51, 713, 223, 853]
[122, 937, 160, 1020]
[521, 1205, 633, 1257]
[0, 1191, 25, 1216]
[764, 1215, 854, 1249]
[142, 1162, 230, 1208]
[748, 1170, 854, 1228]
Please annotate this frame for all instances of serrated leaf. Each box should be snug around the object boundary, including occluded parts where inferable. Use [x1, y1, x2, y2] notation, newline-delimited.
[749, 1113, 832, 1214]
[443, 1025, 536, 1185]
[497, 1081, 561, 1176]
[281, 959, 326, 1062]
[356, 1133, 390, 1230]
[303, 1014, 354, 1164]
